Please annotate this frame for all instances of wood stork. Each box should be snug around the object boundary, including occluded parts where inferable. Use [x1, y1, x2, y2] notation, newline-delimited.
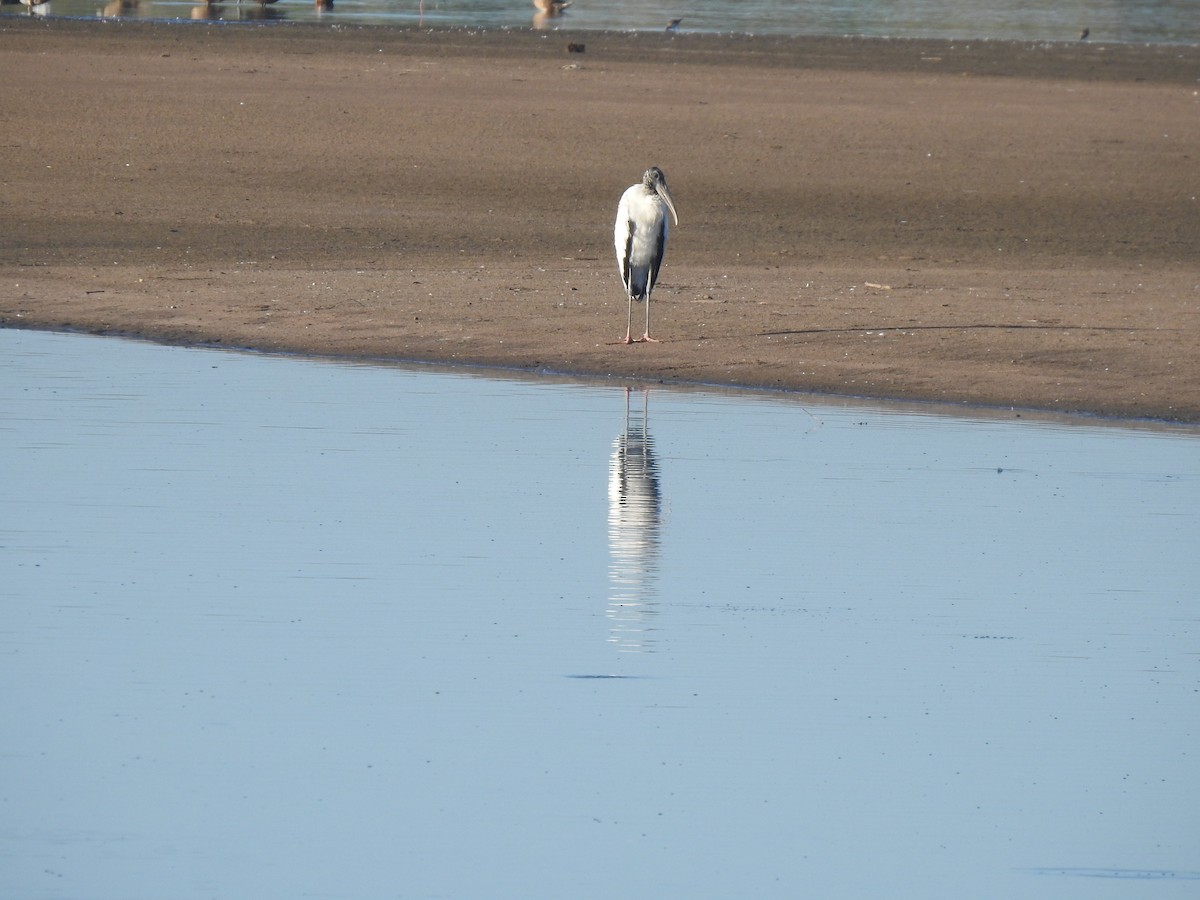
[614, 166, 678, 344]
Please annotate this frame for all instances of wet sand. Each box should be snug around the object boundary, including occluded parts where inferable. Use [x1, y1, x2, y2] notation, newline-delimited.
[3, 18, 1199, 421]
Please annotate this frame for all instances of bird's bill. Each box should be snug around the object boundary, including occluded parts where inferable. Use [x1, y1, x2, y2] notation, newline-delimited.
[656, 182, 679, 226]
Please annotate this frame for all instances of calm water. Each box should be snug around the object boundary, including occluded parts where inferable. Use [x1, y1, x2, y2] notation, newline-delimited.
[3, 0, 1198, 43]
[3, 328, 1199, 899]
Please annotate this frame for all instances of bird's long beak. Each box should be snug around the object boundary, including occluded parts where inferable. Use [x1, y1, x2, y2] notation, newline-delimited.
[657, 182, 679, 226]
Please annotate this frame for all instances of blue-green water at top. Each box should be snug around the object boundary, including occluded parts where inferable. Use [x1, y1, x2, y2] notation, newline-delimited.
[4, 0, 1197, 44]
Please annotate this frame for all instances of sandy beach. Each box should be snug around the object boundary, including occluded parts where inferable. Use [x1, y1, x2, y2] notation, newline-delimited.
[3, 18, 1198, 421]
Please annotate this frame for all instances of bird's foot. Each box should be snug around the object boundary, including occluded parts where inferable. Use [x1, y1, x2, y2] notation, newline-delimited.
[639, 334, 661, 343]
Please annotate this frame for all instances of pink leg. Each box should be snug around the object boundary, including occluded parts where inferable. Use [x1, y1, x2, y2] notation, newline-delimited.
[640, 295, 659, 342]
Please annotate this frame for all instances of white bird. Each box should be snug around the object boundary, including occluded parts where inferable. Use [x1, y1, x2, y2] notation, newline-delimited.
[614, 166, 678, 344]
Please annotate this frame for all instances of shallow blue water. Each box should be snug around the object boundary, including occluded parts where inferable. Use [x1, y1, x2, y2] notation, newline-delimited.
[3, 329, 1198, 899]
[4, 0, 1198, 44]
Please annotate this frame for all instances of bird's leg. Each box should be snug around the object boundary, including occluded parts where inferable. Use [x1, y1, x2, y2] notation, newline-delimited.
[640, 294, 660, 342]
[624, 296, 635, 344]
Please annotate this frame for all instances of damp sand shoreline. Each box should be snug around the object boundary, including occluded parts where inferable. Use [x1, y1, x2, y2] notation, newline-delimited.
[3, 19, 1199, 421]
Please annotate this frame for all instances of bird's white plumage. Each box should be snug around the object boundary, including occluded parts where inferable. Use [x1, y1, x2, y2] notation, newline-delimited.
[614, 187, 667, 299]
[614, 166, 678, 343]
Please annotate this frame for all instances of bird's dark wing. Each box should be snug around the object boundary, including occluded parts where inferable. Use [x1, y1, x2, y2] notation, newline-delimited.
[647, 218, 667, 293]
[622, 221, 635, 292]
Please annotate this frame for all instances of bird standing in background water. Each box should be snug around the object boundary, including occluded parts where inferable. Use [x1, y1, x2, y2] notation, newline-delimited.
[614, 166, 678, 344]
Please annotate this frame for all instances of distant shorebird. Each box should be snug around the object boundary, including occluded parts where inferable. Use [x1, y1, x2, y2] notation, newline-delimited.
[532, 0, 568, 28]
[98, 0, 138, 16]
[1079, 27, 1089, 40]
[614, 167, 678, 344]
[665, 18, 683, 32]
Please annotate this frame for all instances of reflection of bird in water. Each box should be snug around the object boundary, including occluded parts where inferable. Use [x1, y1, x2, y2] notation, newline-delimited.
[532, 0, 568, 28]
[615, 166, 679, 344]
[607, 387, 662, 653]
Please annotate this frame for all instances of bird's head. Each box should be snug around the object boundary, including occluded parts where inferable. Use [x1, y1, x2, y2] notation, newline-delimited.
[643, 166, 679, 226]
